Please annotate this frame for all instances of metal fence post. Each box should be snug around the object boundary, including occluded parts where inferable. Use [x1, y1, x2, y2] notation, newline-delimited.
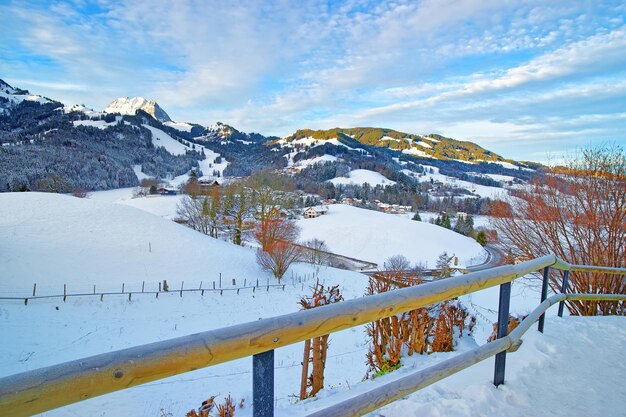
[557, 270, 569, 317]
[538, 266, 550, 332]
[493, 281, 511, 387]
[253, 350, 274, 417]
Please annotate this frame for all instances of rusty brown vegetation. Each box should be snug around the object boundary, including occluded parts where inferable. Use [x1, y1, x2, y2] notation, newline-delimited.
[298, 283, 344, 399]
[492, 146, 626, 315]
[365, 271, 473, 378]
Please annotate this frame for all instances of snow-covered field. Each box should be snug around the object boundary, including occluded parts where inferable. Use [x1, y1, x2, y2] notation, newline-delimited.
[297, 204, 487, 268]
[1, 192, 623, 417]
[329, 169, 396, 187]
[404, 165, 508, 199]
[0, 193, 285, 295]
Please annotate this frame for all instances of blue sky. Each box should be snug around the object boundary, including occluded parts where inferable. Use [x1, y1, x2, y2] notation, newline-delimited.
[1, 0, 625, 162]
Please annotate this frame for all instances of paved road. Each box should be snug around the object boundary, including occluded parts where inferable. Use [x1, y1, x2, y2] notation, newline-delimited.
[466, 244, 506, 272]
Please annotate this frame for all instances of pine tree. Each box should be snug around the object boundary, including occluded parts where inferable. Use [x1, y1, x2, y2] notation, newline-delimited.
[435, 252, 454, 279]
[440, 213, 451, 229]
[412, 211, 421, 221]
[476, 231, 487, 246]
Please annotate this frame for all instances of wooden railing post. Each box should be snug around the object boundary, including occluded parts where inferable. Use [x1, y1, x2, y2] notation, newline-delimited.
[557, 270, 569, 317]
[493, 281, 511, 387]
[253, 350, 274, 417]
[538, 266, 550, 332]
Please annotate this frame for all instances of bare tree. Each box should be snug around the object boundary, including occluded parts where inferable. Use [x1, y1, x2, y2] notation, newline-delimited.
[256, 241, 301, 281]
[492, 145, 625, 315]
[176, 195, 211, 235]
[255, 218, 300, 252]
[223, 183, 254, 245]
[301, 238, 331, 265]
[384, 254, 411, 272]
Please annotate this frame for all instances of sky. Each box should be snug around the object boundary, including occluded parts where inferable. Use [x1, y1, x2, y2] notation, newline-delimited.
[1, 0, 625, 162]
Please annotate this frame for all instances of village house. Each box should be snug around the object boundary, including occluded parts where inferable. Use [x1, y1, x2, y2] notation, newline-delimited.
[157, 187, 177, 196]
[303, 206, 328, 219]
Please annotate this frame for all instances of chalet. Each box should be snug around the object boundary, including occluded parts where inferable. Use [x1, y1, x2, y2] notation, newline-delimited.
[341, 197, 355, 205]
[198, 178, 221, 193]
[303, 206, 328, 219]
[157, 187, 177, 196]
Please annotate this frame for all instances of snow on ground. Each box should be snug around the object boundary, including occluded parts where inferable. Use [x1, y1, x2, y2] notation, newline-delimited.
[0, 86, 52, 108]
[72, 117, 121, 129]
[144, 124, 190, 156]
[164, 121, 194, 132]
[419, 165, 507, 199]
[0, 192, 281, 295]
[491, 161, 519, 170]
[292, 154, 339, 170]
[141, 125, 228, 184]
[298, 316, 626, 417]
[89, 187, 185, 220]
[472, 173, 517, 183]
[0, 193, 623, 417]
[402, 147, 432, 158]
[0, 192, 372, 417]
[63, 104, 103, 118]
[329, 169, 396, 187]
[297, 204, 487, 268]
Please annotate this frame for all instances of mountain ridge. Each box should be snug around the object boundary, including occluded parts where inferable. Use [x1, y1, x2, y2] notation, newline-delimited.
[104, 97, 171, 122]
[0, 78, 538, 192]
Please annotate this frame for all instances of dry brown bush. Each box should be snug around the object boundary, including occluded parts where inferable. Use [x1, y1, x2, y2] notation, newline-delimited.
[365, 271, 472, 378]
[299, 284, 343, 399]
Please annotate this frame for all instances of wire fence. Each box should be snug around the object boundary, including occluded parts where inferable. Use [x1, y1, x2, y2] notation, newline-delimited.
[0, 273, 322, 305]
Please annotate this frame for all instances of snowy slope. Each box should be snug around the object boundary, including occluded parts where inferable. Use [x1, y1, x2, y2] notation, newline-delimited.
[329, 169, 396, 187]
[416, 165, 507, 199]
[0, 79, 52, 112]
[0, 191, 372, 417]
[297, 204, 486, 268]
[141, 124, 228, 183]
[164, 121, 195, 132]
[0, 193, 268, 295]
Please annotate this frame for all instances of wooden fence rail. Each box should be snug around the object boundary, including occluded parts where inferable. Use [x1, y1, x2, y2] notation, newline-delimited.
[0, 254, 623, 417]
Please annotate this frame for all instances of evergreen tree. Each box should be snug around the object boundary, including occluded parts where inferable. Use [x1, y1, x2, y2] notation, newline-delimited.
[440, 213, 451, 229]
[476, 231, 488, 246]
[435, 252, 454, 279]
[412, 211, 421, 221]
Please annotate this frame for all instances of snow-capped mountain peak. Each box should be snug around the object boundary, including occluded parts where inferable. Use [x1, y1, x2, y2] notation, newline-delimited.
[104, 97, 171, 122]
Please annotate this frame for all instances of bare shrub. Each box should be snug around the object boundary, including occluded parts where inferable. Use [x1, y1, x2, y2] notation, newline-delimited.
[186, 395, 240, 417]
[72, 188, 87, 198]
[299, 284, 343, 399]
[365, 271, 472, 377]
